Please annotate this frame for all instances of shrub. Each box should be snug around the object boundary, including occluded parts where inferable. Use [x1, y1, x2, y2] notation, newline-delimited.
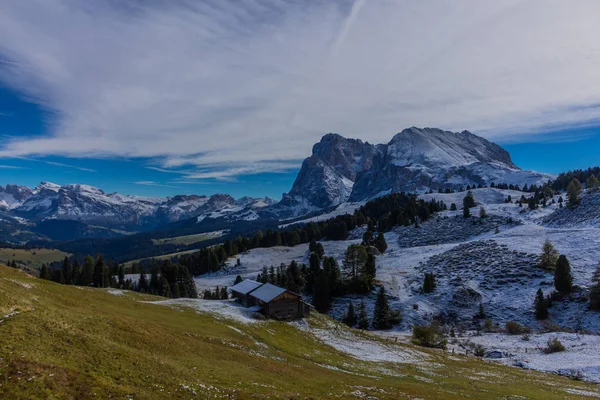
[412, 323, 447, 349]
[473, 344, 486, 357]
[483, 319, 495, 333]
[545, 338, 565, 353]
[505, 321, 526, 335]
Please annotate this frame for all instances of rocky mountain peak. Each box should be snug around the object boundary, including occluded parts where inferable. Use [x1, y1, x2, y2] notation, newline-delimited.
[280, 127, 551, 215]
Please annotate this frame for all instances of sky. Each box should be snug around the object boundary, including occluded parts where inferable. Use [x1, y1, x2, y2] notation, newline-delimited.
[1, 0, 600, 199]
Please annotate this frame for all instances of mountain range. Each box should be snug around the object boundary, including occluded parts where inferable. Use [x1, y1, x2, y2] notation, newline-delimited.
[0, 127, 552, 241]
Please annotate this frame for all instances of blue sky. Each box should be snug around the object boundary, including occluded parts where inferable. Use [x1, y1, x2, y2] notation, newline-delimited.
[1, 1, 600, 199]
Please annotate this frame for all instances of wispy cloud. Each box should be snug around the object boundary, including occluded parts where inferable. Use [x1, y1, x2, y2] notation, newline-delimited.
[0, 164, 27, 169]
[0, 0, 600, 179]
[44, 161, 97, 173]
[133, 180, 179, 188]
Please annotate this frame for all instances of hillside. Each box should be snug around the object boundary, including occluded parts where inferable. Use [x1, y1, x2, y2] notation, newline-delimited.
[194, 187, 600, 382]
[2, 266, 599, 399]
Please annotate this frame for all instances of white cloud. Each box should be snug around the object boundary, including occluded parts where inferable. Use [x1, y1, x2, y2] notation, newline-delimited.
[133, 181, 179, 188]
[0, 0, 600, 179]
[0, 165, 27, 169]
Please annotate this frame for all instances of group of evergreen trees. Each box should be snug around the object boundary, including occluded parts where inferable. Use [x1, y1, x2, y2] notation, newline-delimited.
[203, 286, 228, 300]
[170, 193, 440, 278]
[40, 255, 114, 288]
[533, 241, 576, 320]
[342, 287, 401, 330]
[39, 256, 197, 299]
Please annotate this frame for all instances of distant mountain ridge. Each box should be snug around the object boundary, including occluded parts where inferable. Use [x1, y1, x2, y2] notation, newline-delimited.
[278, 127, 553, 216]
[1, 182, 276, 230]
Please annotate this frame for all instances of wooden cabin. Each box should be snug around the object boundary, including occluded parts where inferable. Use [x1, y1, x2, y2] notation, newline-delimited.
[247, 283, 310, 320]
[230, 279, 262, 307]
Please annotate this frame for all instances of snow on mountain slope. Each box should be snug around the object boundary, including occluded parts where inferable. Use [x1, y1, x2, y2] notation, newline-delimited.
[10, 182, 275, 229]
[543, 191, 600, 228]
[350, 128, 553, 201]
[280, 128, 553, 217]
[193, 186, 600, 383]
[0, 184, 34, 210]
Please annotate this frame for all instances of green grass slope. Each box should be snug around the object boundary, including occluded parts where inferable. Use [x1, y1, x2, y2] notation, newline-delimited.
[1, 265, 599, 399]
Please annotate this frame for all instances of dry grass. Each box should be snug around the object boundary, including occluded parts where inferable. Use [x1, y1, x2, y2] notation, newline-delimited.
[1, 265, 599, 399]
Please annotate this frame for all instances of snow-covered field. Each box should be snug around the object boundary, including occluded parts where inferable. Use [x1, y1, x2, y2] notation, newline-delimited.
[192, 187, 600, 382]
[456, 332, 600, 383]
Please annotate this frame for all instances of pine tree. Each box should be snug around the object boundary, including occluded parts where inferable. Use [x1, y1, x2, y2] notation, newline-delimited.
[423, 273, 435, 293]
[463, 191, 476, 209]
[589, 264, 600, 311]
[80, 255, 95, 286]
[362, 254, 376, 290]
[161, 277, 171, 298]
[567, 178, 582, 208]
[375, 232, 387, 253]
[342, 302, 357, 327]
[220, 286, 228, 300]
[357, 300, 369, 330]
[72, 260, 81, 285]
[450, 203, 457, 211]
[362, 230, 374, 246]
[587, 174, 599, 192]
[93, 256, 105, 288]
[554, 255, 574, 293]
[63, 257, 72, 285]
[312, 271, 331, 313]
[323, 257, 342, 296]
[478, 303, 486, 319]
[118, 265, 125, 288]
[534, 288, 549, 319]
[479, 206, 487, 219]
[139, 270, 148, 293]
[540, 239, 559, 271]
[39, 263, 51, 280]
[372, 286, 392, 330]
[234, 275, 243, 285]
[10, 260, 17, 269]
[342, 244, 368, 281]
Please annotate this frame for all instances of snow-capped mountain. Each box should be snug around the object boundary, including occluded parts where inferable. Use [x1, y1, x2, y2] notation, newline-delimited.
[277, 133, 382, 217]
[5, 182, 275, 230]
[281, 127, 553, 215]
[0, 184, 34, 210]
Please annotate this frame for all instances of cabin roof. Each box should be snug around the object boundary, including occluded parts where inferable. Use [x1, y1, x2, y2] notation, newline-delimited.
[248, 283, 288, 303]
[230, 279, 262, 295]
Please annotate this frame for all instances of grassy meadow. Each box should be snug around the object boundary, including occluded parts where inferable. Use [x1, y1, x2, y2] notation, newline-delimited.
[1, 265, 599, 399]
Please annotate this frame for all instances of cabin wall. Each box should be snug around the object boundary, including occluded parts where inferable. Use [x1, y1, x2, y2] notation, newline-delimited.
[266, 297, 301, 319]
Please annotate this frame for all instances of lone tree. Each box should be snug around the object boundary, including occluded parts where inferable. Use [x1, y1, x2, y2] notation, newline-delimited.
[342, 302, 357, 327]
[373, 286, 391, 330]
[375, 232, 388, 253]
[342, 244, 368, 282]
[479, 206, 487, 218]
[539, 239, 559, 271]
[554, 255, 574, 293]
[587, 174, 600, 192]
[234, 275, 243, 285]
[589, 263, 600, 311]
[534, 288, 549, 320]
[463, 191, 476, 218]
[567, 178, 582, 208]
[423, 272, 436, 293]
[357, 300, 369, 330]
[372, 286, 401, 330]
